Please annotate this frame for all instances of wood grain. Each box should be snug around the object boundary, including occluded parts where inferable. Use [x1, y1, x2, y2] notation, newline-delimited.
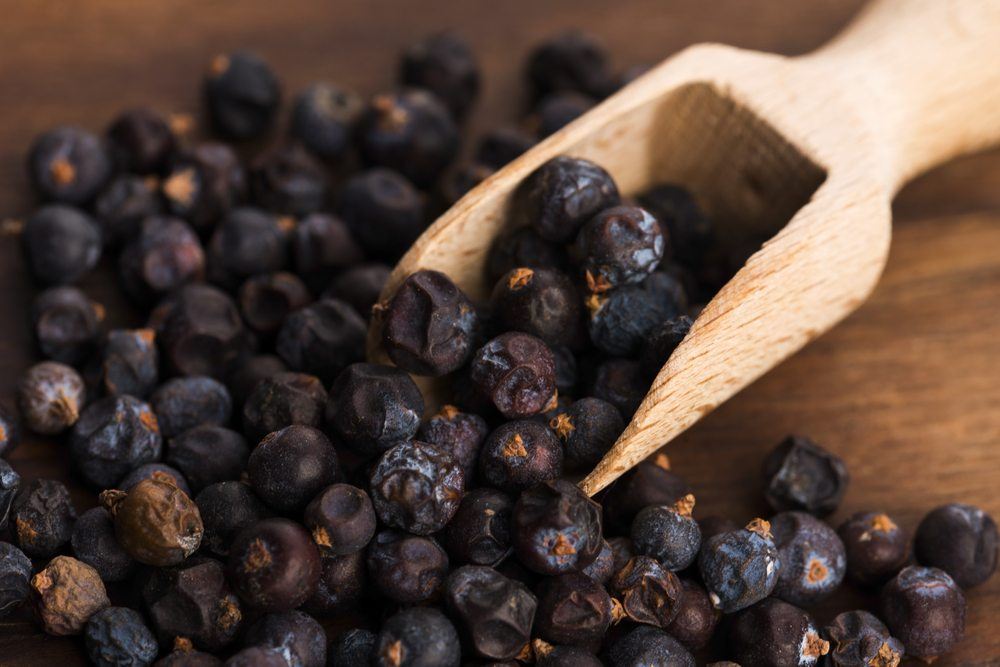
[0, 1, 997, 664]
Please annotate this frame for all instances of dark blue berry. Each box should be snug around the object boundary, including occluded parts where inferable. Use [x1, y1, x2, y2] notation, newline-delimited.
[275, 298, 366, 384]
[106, 107, 175, 175]
[526, 31, 615, 100]
[730, 598, 829, 667]
[120, 216, 205, 302]
[470, 333, 557, 419]
[697, 518, 781, 613]
[23, 205, 102, 285]
[242, 611, 327, 667]
[631, 494, 701, 571]
[586, 272, 683, 356]
[0, 542, 31, 618]
[400, 32, 480, 120]
[247, 425, 340, 513]
[370, 439, 464, 535]
[71, 395, 163, 489]
[367, 529, 448, 604]
[512, 479, 602, 575]
[606, 625, 695, 667]
[151, 376, 232, 439]
[337, 168, 425, 261]
[838, 511, 909, 586]
[491, 267, 584, 348]
[521, 156, 619, 243]
[444, 565, 536, 660]
[762, 435, 849, 517]
[914, 503, 998, 589]
[162, 142, 247, 231]
[250, 144, 327, 217]
[326, 363, 424, 456]
[880, 566, 966, 660]
[479, 420, 563, 492]
[535, 572, 612, 648]
[574, 205, 664, 291]
[418, 405, 489, 482]
[71, 508, 135, 583]
[373, 607, 460, 667]
[444, 487, 512, 566]
[823, 610, 904, 667]
[28, 126, 112, 204]
[84, 606, 158, 667]
[204, 51, 281, 140]
[31, 286, 103, 365]
[167, 425, 249, 494]
[290, 83, 363, 163]
[770, 510, 846, 606]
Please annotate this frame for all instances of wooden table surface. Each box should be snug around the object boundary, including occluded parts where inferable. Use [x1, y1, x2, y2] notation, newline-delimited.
[1, 1, 998, 664]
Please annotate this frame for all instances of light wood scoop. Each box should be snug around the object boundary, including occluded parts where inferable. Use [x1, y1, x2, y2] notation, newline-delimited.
[368, 0, 1000, 496]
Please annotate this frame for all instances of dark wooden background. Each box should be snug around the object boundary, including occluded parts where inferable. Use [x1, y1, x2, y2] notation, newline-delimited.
[0, 1, 998, 664]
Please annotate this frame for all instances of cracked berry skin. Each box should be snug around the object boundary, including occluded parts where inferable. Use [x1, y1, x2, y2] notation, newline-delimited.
[603, 458, 692, 534]
[242, 371, 326, 443]
[526, 30, 615, 100]
[207, 207, 291, 289]
[162, 142, 247, 232]
[512, 479, 602, 575]
[445, 565, 536, 660]
[631, 495, 701, 571]
[0, 460, 20, 532]
[476, 126, 537, 169]
[574, 205, 664, 291]
[665, 579, 719, 650]
[382, 270, 480, 377]
[276, 298, 366, 384]
[491, 267, 584, 348]
[152, 376, 232, 439]
[71, 394, 163, 489]
[120, 216, 206, 302]
[823, 610, 904, 667]
[520, 156, 619, 243]
[12, 478, 77, 559]
[401, 32, 480, 120]
[586, 273, 683, 356]
[607, 624, 695, 667]
[30, 556, 110, 636]
[292, 213, 364, 289]
[18, 361, 86, 435]
[0, 542, 31, 618]
[730, 598, 830, 667]
[479, 420, 563, 492]
[639, 315, 693, 372]
[550, 397, 623, 473]
[28, 126, 112, 205]
[471, 333, 557, 419]
[106, 107, 175, 175]
[71, 508, 135, 583]
[291, 83, 364, 163]
[838, 512, 909, 586]
[374, 606, 461, 667]
[204, 51, 281, 140]
[880, 566, 966, 660]
[250, 144, 327, 217]
[762, 435, 849, 517]
[590, 357, 648, 419]
[326, 362, 425, 456]
[487, 227, 568, 282]
[102, 328, 159, 399]
[304, 483, 376, 556]
[196, 482, 270, 558]
[444, 488, 512, 566]
[94, 175, 163, 246]
[167, 425, 249, 494]
[84, 606, 159, 667]
[914, 503, 998, 589]
[638, 183, 714, 267]
[370, 439, 465, 535]
[535, 572, 612, 648]
[358, 89, 459, 188]
[243, 610, 327, 667]
[367, 530, 449, 604]
[101, 477, 203, 567]
[698, 518, 781, 613]
[302, 551, 366, 614]
[330, 629, 376, 667]
[31, 286, 103, 366]
[770, 511, 846, 606]
[611, 555, 683, 627]
[247, 425, 340, 513]
[418, 405, 489, 481]
[23, 205, 102, 285]
[337, 168, 425, 261]
[227, 518, 321, 612]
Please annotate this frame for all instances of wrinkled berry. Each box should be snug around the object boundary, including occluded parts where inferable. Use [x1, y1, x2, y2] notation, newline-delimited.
[276, 298, 366, 383]
[155, 283, 250, 379]
[762, 435, 849, 517]
[730, 598, 829, 667]
[698, 518, 781, 613]
[71, 395, 162, 489]
[326, 362, 424, 456]
[471, 333, 556, 418]
[23, 205, 102, 285]
[167, 425, 249, 493]
[196, 482, 270, 558]
[106, 107, 175, 174]
[152, 376, 232, 438]
[18, 361, 86, 435]
[101, 476, 202, 566]
[227, 518, 321, 612]
[204, 51, 281, 140]
[444, 565, 536, 660]
[0, 542, 31, 618]
[914, 503, 998, 589]
[535, 572, 612, 648]
[491, 267, 583, 348]
[631, 494, 701, 571]
[574, 205, 664, 291]
[71, 507, 135, 583]
[444, 487, 512, 566]
[290, 83, 364, 162]
[771, 510, 846, 606]
[479, 420, 563, 491]
[242, 610, 326, 667]
[84, 606, 159, 667]
[337, 168, 425, 261]
[101, 328, 159, 398]
[247, 425, 340, 513]
[30, 556, 110, 636]
[373, 606, 460, 667]
[12, 478, 77, 558]
[304, 483, 376, 556]
[611, 555, 683, 627]
[823, 610, 904, 667]
[367, 530, 448, 604]
[226, 354, 288, 410]
[586, 273, 683, 356]
[521, 156, 619, 243]
[418, 405, 489, 481]
[370, 439, 465, 535]
[401, 32, 480, 120]
[242, 371, 326, 443]
[512, 479, 602, 575]
[120, 216, 206, 301]
[28, 126, 111, 204]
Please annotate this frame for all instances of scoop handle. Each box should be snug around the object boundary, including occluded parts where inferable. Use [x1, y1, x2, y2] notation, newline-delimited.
[801, 0, 1000, 191]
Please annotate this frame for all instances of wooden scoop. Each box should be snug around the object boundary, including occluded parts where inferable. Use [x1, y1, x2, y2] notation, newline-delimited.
[368, 0, 1000, 496]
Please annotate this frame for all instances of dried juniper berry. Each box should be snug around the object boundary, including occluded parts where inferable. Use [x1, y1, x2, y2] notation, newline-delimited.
[120, 216, 205, 302]
[23, 205, 102, 285]
[823, 610, 904, 667]
[18, 361, 86, 435]
[487, 226, 568, 281]
[330, 629, 377, 667]
[276, 298, 366, 383]
[445, 565, 536, 660]
[12, 478, 77, 558]
[370, 439, 464, 535]
[290, 83, 364, 162]
[101, 476, 202, 566]
[196, 482, 270, 558]
[730, 598, 829, 667]
[526, 30, 615, 100]
[550, 397, 623, 472]
[586, 273, 683, 357]
[84, 606, 159, 667]
[665, 579, 719, 650]
[28, 126, 111, 204]
[106, 107, 175, 174]
[606, 625, 695, 667]
[101, 328, 159, 398]
[70, 394, 162, 489]
[631, 494, 701, 571]
[440, 161, 494, 205]
[30, 556, 109, 636]
[574, 205, 664, 291]
[581, 538, 615, 584]
[770, 510, 846, 606]
[638, 183, 714, 266]
[120, 464, 191, 496]
[381, 270, 479, 376]
[534, 572, 613, 648]
[323, 262, 391, 318]
[590, 357, 648, 419]
[0, 460, 19, 531]
[167, 425, 249, 493]
[475, 126, 537, 169]
[611, 555, 683, 627]
[762, 435, 849, 517]
[479, 420, 563, 491]
[512, 479, 602, 574]
[31, 286, 103, 365]
[250, 144, 327, 216]
[207, 207, 291, 289]
[490, 267, 584, 348]
[444, 487, 512, 566]
[0, 542, 31, 618]
[358, 89, 459, 188]
[243, 610, 327, 667]
[303, 550, 366, 614]
[603, 456, 692, 534]
[639, 315, 692, 372]
[470, 333, 557, 418]
[71, 507, 135, 583]
[162, 142, 247, 231]
[94, 175, 163, 245]
[337, 168, 425, 261]
[291, 212, 364, 288]
[698, 518, 781, 613]
[242, 371, 325, 443]
[914, 503, 998, 589]
[326, 362, 424, 456]
[304, 483, 375, 556]
[227, 518, 321, 611]
[401, 32, 480, 120]
[367, 529, 449, 603]
[154, 283, 250, 379]
[226, 354, 288, 409]
[520, 156, 619, 243]
[247, 425, 340, 513]
[418, 404, 489, 481]
[374, 606, 461, 667]
[143, 557, 244, 651]
[204, 51, 281, 140]
[152, 376, 232, 439]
